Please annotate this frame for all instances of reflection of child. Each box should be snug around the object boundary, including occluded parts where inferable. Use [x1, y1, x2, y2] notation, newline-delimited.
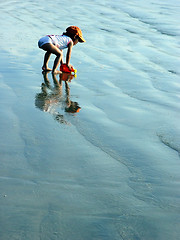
[38, 26, 85, 74]
[65, 101, 81, 113]
[35, 72, 81, 126]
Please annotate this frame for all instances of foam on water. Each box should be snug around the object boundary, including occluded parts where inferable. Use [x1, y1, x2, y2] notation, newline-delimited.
[0, 0, 180, 239]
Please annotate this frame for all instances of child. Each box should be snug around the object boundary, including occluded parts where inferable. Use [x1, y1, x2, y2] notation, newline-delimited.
[38, 26, 85, 74]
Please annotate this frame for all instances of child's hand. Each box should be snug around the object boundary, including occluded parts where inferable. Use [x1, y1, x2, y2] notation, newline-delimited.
[67, 64, 73, 70]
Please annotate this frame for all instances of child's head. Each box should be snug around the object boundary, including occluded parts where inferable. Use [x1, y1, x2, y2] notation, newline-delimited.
[63, 26, 86, 44]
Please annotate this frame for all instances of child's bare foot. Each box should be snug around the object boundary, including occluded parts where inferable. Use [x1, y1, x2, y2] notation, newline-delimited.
[42, 66, 52, 71]
[52, 70, 62, 75]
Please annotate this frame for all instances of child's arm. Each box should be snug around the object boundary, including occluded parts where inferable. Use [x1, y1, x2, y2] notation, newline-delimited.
[66, 41, 73, 69]
[60, 50, 63, 65]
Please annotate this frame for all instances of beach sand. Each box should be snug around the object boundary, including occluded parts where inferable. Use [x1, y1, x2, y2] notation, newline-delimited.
[0, 0, 180, 239]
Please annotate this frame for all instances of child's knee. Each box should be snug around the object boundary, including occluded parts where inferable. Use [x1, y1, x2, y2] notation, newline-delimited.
[55, 51, 62, 58]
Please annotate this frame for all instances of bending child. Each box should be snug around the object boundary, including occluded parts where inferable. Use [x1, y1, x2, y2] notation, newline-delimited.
[38, 26, 85, 74]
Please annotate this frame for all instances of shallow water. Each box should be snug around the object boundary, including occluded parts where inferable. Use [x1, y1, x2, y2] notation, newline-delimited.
[0, 0, 180, 239]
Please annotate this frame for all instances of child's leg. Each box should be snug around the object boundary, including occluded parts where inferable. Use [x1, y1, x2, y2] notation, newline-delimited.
[42, 52, 52, 71]
[41, 43, 62, 74]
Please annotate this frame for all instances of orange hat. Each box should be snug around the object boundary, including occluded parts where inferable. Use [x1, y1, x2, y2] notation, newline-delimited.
[66, 26, 86, 42]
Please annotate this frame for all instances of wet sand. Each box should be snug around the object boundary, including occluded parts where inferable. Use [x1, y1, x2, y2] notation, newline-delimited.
[0, 0, 180, 239]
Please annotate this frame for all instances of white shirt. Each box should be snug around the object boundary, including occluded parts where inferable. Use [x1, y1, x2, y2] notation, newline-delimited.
[48, 35, 72, 49]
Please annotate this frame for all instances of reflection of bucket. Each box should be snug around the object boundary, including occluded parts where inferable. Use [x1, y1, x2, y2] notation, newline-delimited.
[60, 72, 74, 82]
[60, 64, 77, 75]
